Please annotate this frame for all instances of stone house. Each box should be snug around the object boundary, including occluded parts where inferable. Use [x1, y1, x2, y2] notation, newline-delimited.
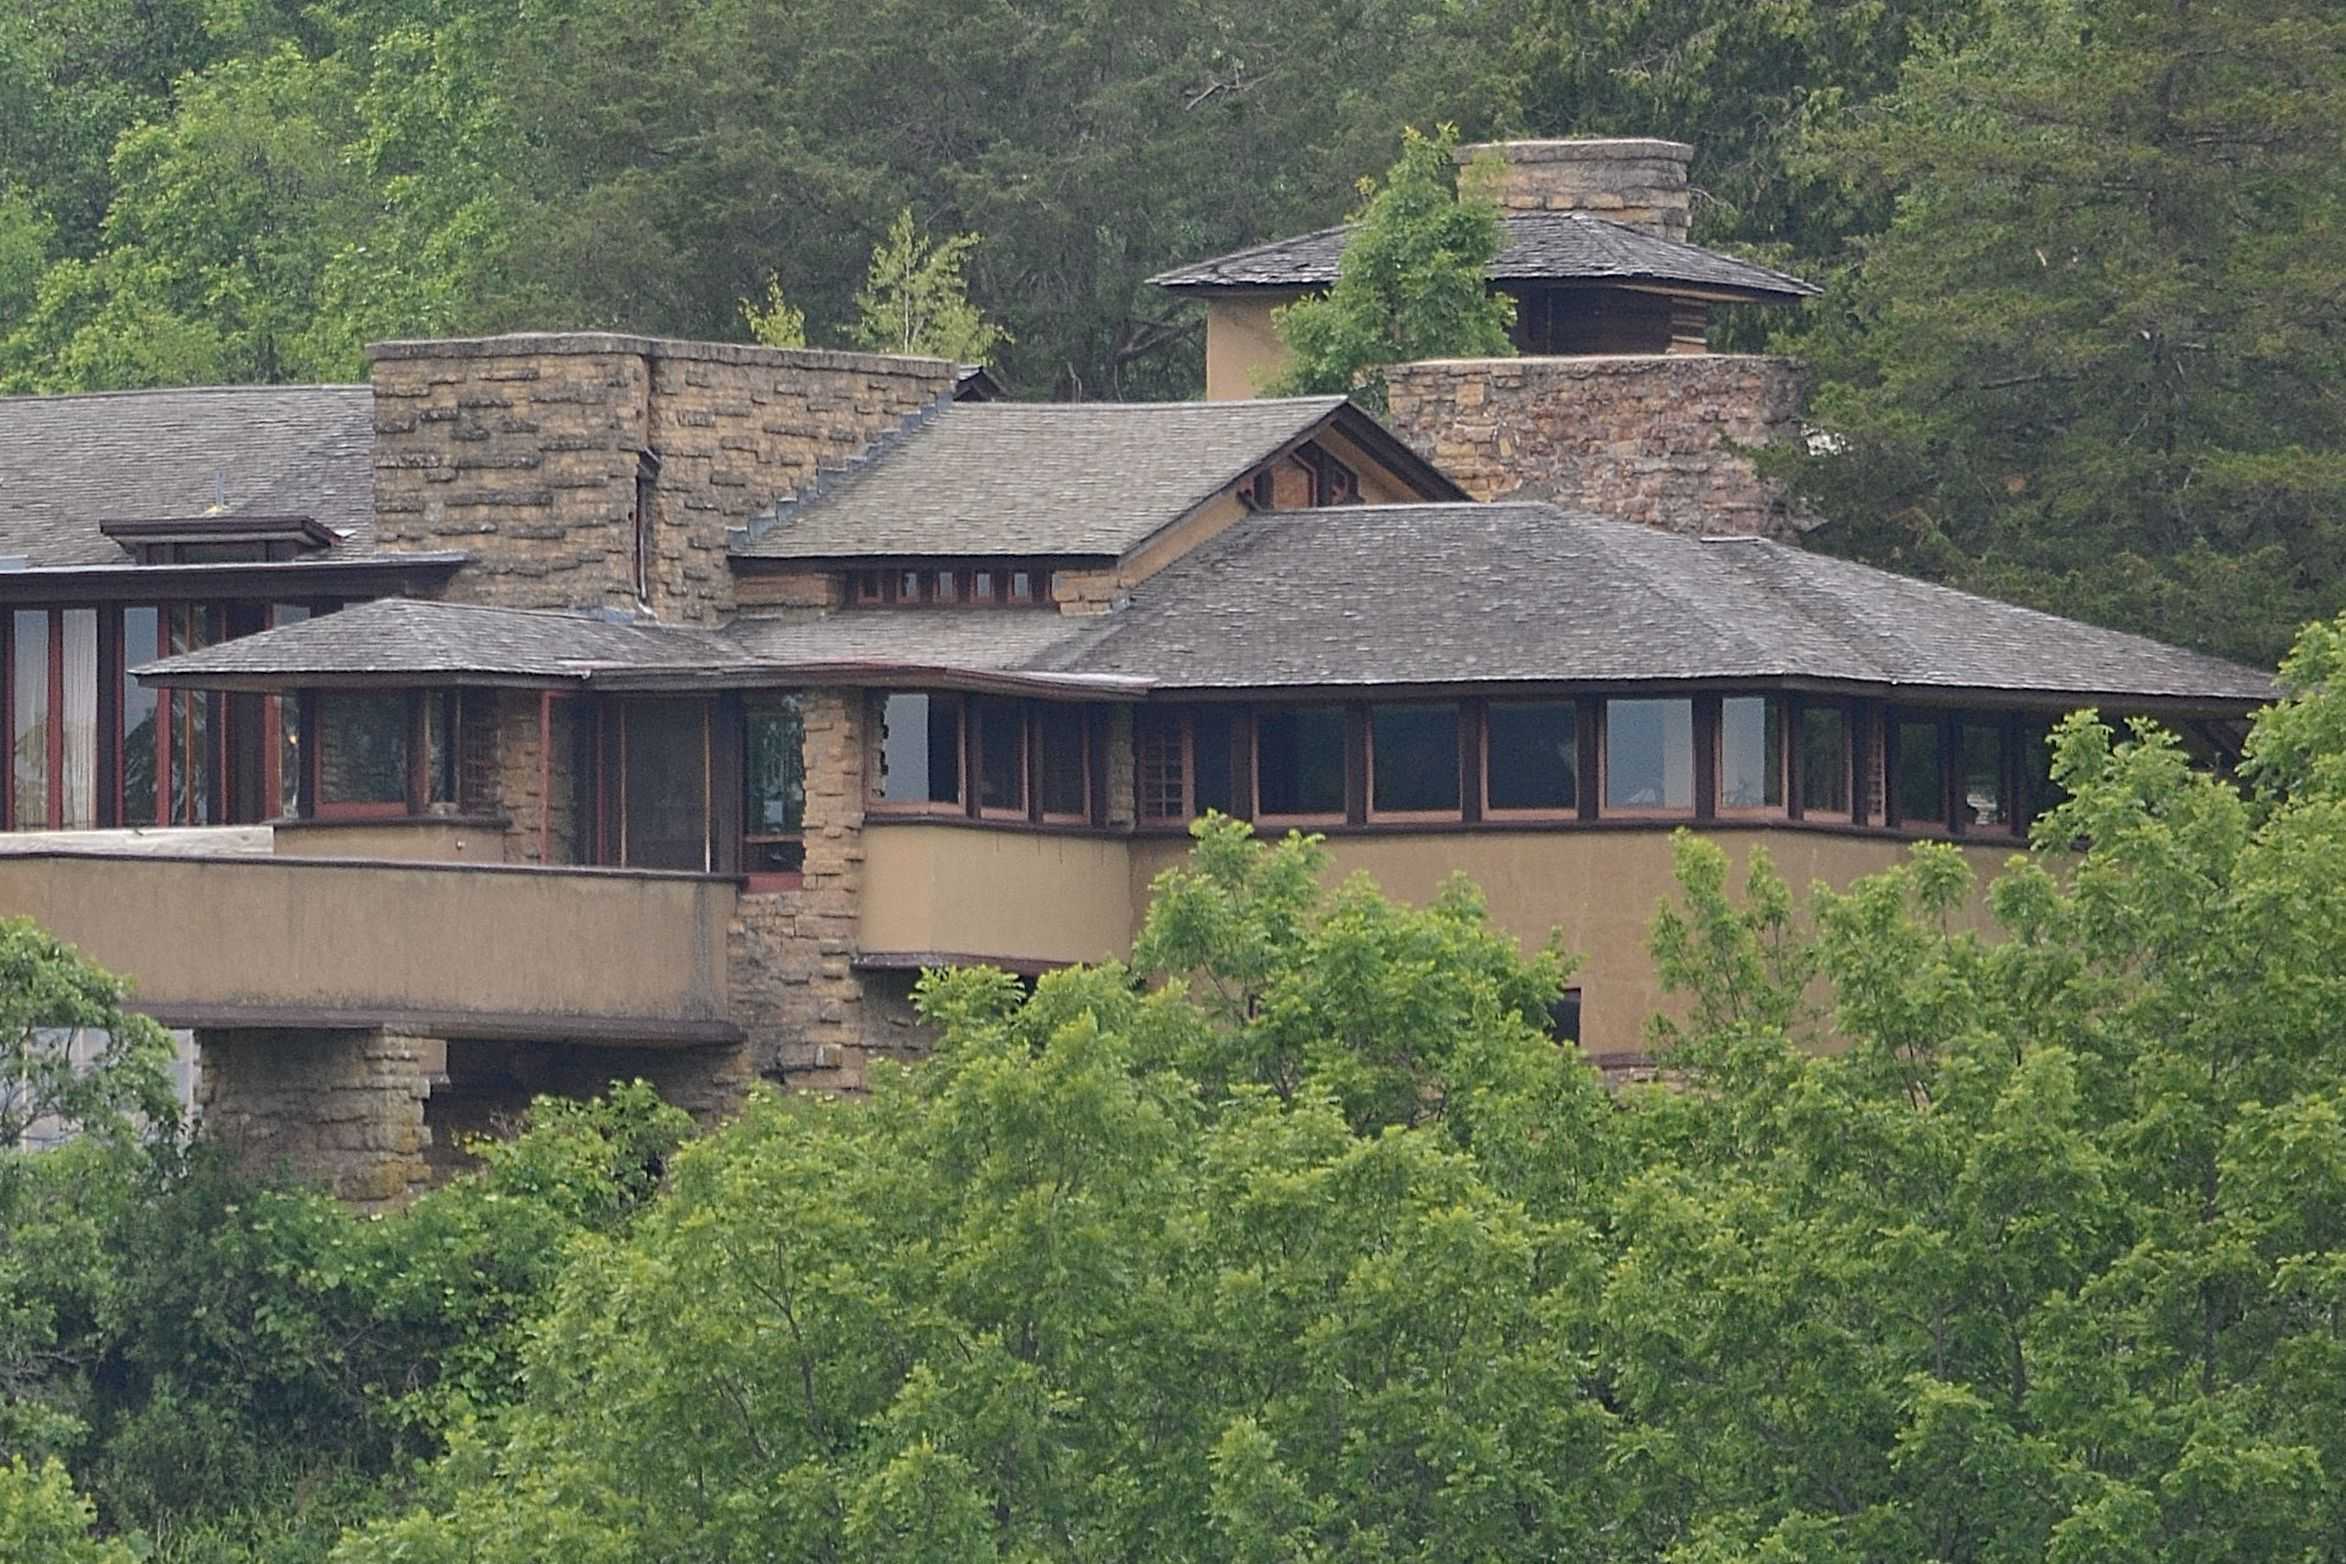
[0, 147, 2271, 1206]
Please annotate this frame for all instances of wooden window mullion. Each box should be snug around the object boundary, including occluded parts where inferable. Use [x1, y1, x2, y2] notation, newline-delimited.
[1784, 694, 1805, 822]
[1343, 703, 1368, 826]
[1692, 693, 1720, 823]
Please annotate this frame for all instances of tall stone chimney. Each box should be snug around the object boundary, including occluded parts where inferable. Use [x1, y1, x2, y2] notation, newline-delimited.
[1457, 138, 1693, 242]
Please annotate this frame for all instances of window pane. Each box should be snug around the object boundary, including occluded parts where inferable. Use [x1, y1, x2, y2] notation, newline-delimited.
[1256, 707, 1346, 817]
[1604, 699, 1693, 812]
[1486, 701, 1577, 812]
[2017, 720, 2063, 825]
[1039, 705, 1087, 818]
[1193, 708, 1234, 815]
[1137, 711, 1186, 821]
[12, 611, 48, 828]
[272, 606, 310, 817]
[425, 691, 459, 805]
[166, 606, 210, 825]
[875, 693, 960, 805]
[621, 700, 708, 870]
[1800, 705, 1851, 816]
[1370, 704, 1459, 814]
[747, 701, 806, 834]
[122, 608, 160, 827]
[976, 697, 1026, 813]
[746, 699, 806, 872]
[56, 610, 96, 829]
[319, 693, 408, 806]
[1895, 718, 1944, 825]
[1718, 696, 1783, 810]
[1961, 722, 2009, 831]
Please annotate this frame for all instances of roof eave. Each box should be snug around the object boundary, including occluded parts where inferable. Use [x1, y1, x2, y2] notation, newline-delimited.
[0, 552, 470, 604]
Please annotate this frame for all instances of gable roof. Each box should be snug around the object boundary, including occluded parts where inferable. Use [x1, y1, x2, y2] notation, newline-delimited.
[0, 385, 379, 568]
[730, 397, 1462, 562]
[1148, 211, 1819, 302]
[1040, 504, 2272, 704]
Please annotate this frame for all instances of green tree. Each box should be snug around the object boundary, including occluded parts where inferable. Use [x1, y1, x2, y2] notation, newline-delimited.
[1267, 125, 1515, 407]
[0, 919, 178, 1153]
[1771, 0, 2346, 666]
[332, 822, 1620, 1564]
[848, 208, 1008, 364]
[738, 275, 809, 348]
[0, 1457, 136, 1564]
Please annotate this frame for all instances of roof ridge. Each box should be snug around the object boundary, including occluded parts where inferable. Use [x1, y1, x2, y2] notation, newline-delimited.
[0, 383, 368, 406]
[1145, 222, 1352, 286]
[960, 394, 1350, 413]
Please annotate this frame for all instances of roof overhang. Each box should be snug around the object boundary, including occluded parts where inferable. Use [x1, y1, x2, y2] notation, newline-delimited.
[99, 513, 341, 551]
[0, 552, 470, 605]
[730, 552, 1121, 574]
[1132, 672, 2270, 715]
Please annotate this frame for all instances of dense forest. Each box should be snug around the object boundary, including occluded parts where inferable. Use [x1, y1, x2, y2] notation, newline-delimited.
[4, 0, 2342, 660]
[10, 612, 2346, 1562]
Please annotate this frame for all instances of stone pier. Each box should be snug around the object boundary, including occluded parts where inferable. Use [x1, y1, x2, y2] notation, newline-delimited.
[195, 1026, 437, 1212]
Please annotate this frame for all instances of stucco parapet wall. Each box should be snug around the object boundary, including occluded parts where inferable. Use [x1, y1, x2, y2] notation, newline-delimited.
[367, 333, 958, 377]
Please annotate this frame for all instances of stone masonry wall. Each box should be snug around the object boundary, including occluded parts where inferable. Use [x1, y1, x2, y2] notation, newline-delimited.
[1457, 139, 1693, 241]
[727, 687, 875, 1091]
[1384, 354, 1813, 539]
[196, 1027, 437, 1212]
[645, 348, 958, 625]
[368, 334, 961, 624]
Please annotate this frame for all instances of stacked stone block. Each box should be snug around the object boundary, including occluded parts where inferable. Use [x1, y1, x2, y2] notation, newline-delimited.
[196, 1027, 437, 1212]
[1457, 138, 1694, 241]
[368, 334, 960, 624]
[1384, 354, 1812, 538]
[726, 688, 877, 1090]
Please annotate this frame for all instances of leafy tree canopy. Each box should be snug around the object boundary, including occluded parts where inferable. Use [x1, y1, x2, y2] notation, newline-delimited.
[850, 208, 1010, 365]
[1267, 125, 1515, 407]
[1771, 0, 2346, 666]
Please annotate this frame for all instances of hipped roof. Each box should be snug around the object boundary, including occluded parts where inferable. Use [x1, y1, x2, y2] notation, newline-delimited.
[141, 506, 2273, 710]
[0, 384, 378, 567]
[1149, 212, 1819, 302]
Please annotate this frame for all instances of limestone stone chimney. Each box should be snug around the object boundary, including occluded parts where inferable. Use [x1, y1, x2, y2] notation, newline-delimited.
[1457, 139, 1693, 243]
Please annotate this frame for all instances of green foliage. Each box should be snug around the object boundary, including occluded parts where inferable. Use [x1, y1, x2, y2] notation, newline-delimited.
[0, 1456, 136, 1564]
[24, 615, 2346, 1559]
[1774, 0, 2346, 665]
[849, 208, 1009, 364]
[0, 918, 179, 1151]
[332, 820, 1615, 1563]
[1267, 126, 1515, 407]
[737, 275, 808, 349]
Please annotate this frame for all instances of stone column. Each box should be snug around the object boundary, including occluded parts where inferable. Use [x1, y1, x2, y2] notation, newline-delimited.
[728, 687, 876, 1091]
[195, 1027, 437, 1212]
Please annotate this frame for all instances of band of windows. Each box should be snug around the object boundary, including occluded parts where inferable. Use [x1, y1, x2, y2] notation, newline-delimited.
[872, 689, 2066, 840]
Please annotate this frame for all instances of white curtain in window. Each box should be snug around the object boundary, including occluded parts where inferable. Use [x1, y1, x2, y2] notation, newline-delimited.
[59, 609, 97, 828]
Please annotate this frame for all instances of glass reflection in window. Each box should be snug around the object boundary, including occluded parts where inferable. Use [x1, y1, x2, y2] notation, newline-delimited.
[1604, 699, 1693, 813]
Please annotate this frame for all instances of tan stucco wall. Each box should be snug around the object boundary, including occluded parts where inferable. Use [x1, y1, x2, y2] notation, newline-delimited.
[1128, 828, 2015, 1057]
[1203, 294, 1300, 400]
[0, 854, 735, 1033]
[271, 818, 508, 862]
[859, 823, 1140, 967]
[847, 819, 2012, 1058]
